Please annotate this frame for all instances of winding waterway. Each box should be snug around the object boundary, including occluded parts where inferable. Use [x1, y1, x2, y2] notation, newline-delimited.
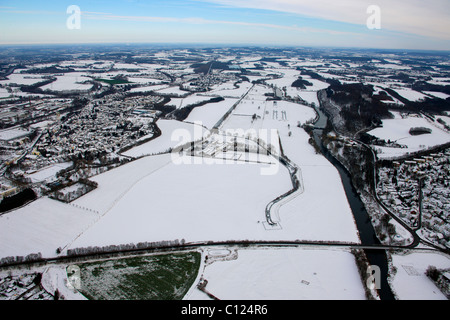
[312, 106, 396, 300]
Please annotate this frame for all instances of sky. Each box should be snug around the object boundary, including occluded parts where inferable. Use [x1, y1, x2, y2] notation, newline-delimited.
[0, 0, 449, 50]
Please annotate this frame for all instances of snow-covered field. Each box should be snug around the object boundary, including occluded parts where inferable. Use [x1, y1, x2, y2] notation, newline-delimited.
[368, 112, 450, 159]
[391, 88, 428, 102]
[122, 119, 206, 158]
[0, 72, 44, 86]
[423, 91, 450, 100]
[207, 81, 252, 98]
[184, 98, 239, 129]
[0, 127, 32, 141]
[127, 77, 163, 85]
[0, 197, 99, 259]
[155, 86, 189, 96]
[68, 155, 293, 249]
[41, 73, 92, 92]
[0, 88, 10, 98]
[222, 89, 359, 243]
[166, 94, 214, 109]
[72, 154, 174, 215]
[185, 247, 366, 300]
[390, 251, 450, 300]
[265, 68, 330, 99]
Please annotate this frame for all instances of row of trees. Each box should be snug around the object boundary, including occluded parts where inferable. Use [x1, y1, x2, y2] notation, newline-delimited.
[66, 239, 187, 257]
[0, 252, 42, 267]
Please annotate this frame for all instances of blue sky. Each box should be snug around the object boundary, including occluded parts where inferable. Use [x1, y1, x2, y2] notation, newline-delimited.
[0, 0, 449, 50]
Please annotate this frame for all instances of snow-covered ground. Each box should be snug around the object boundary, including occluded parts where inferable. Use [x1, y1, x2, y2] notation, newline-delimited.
[41, 265, 87, 300]
[72, 154, 174, 215]
[122, 119, 206, 158]
[185, 247, 366, 300]
[41, 73, 92, 92]
[0, 72, 44, 86]
[184, 98, 239, 129]
[423, 91, 450, 100]
[368, 112, 450, 159]
[0, 197, 99, 259]
[0, 88, 10, 98]
[0, 127, 32, 141]
[207, 81, 252, 98]
[155, 86, 189, 96]
[68, 154, 293, 250]
[73, 83, 358, 248]
[222, 90, 360, 243]
[390, 251, 450, 300]
[166, 94, 215, 109]
[129, 84, 169, 93]
[391, 88, 428, 102]
[26, 162, 72, 183]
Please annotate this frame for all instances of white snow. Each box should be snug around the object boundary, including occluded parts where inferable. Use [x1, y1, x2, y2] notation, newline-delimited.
[390, 251, 450, 300]
[0, 88, 11, 98]
[41, 265, 87, 300]
[184, 98, 239, 129]
[423, 91, 450, 100]
[122, 119, 206, 158]
[0, 128, 32, 141]
[155, 86, 189, 96]
[69, 154, 293, 249]
[185, 247, 366, 300]
[41, 73, 92, 92]
[0, 197, 98, 259]
[391, 88, 428, 102]
[222, 90, 360, 243]
[129, 84, 169, 93]
[26, 162, 72, 183]
[0, 72, 45, 86]
[368, 112, 450, 159]
[166, 94, 215, 109]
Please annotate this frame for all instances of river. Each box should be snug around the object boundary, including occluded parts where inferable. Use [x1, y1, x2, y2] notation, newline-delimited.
[312, 106, 396, 300]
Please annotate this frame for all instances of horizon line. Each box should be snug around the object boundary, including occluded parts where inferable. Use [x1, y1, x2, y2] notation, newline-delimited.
[1, 41, 450, 53]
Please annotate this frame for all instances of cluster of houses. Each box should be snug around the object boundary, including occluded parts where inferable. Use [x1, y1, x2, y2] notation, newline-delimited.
[377, 149, 450, 249]
[0, 273, 53, 300]
[21, 95, 159, 167]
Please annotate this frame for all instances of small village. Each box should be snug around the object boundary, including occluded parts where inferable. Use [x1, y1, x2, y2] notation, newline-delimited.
[377, 149, 450, 249]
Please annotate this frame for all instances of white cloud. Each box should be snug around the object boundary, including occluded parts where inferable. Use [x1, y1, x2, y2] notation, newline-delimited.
[81, 12, 359, 36]
[196, 0, 450, 40]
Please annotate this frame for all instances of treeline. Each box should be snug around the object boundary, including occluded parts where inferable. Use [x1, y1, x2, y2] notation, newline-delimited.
[351, 248, 379, 300]
[50, 179, 98, 203]
[0, 188, 37, 213]
[147, 96, 173, 116]
[23, 66, 75, 74]
[19, 78, 56, 94]
[66, 239, 187, 257]
[191, 61, 230, 74]
[384, 87, 450, 114]
[291, 77, 313, 89]
[0, 252, 42, 267]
